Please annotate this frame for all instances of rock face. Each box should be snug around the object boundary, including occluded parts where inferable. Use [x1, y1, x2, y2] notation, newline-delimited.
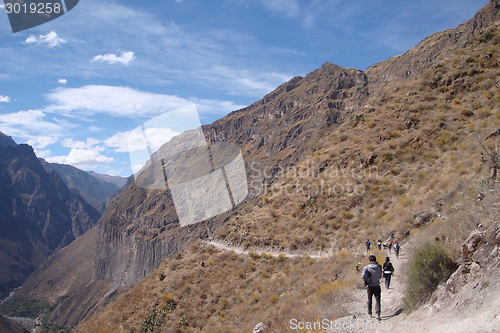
[366, 0, 500, 85]
[10, 1, 500, 330]
[92, 0, 500, 289]
[93, 182, 215, 286]
[0, 142, 100, 298]
[91, 63, 370, 287]
[0, 132, 17, 148]
[40, 160, 121, 210]
[408, 222, 500, 329]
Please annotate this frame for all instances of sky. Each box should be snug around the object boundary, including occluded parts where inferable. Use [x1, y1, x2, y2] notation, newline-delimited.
[0, 0, 489, 177]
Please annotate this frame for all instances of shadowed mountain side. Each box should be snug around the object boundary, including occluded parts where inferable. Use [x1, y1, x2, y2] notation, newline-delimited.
[1, 227, 124, 330]
[40, 160, 120, 210]
[0, 131, 17, 148]
[0, 314, 28, 333]
[0, 143, 100, 298]
[87, 171, 128, 189]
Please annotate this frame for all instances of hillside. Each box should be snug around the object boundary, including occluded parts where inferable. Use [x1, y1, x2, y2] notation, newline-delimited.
[40, 160, 121, 210]
[87, 171, 128, 189]
[7, 1, 500, 332]
[0, 142, 100, 300]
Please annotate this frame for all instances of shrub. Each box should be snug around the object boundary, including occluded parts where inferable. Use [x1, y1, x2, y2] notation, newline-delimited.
[477, 108, 492, 119]
[403, 242, 457, 310]
[143, 309, 166, 332]
[269, 295, 280, 304]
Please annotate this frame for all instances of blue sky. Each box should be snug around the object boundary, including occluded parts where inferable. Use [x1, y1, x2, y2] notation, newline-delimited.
[0, 0, 489, 176]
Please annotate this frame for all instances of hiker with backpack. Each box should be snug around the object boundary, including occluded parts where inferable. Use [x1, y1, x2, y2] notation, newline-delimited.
[366, 239, 371, 253]
[387, 241, 392, 254]
[361, 255, 383, 320]
[394, 242, 400, 259]
[382, 257, 394, 289]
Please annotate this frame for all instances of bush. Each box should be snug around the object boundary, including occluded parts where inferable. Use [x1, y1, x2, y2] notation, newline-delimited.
[403, 242, 457, 310]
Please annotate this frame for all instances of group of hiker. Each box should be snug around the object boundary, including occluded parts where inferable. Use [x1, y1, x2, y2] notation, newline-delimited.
[365, 238, 400, 258]
[361, 238, 401, 320]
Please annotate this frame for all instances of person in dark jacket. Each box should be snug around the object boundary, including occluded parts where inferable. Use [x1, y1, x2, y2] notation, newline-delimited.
[394, 242, 400, 259]
[382, 257, 394, 289]
[361, 255, 383, 320]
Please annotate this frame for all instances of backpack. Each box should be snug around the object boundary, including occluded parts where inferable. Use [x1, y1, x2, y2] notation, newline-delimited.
[383, 262, 394, 275]
[395, 243, 400, 251]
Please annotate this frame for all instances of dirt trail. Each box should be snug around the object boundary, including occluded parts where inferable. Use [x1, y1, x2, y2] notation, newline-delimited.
[329, 250, 407, 332]
[203, 240, 331, 259]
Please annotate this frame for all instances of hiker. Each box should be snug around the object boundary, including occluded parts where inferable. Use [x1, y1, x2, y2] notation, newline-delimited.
[387, 241, 392, 254]
[366, 239, 371, 253]
[394, 242, 400, 259]
[377, 240, 382, 250]
[382, 257, 394, 289]
[362, 255, 383, 320]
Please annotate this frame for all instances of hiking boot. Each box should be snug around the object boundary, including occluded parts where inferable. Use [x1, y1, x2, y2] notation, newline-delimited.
[377, 314, 381, 321]
[368, 313, 372, 317]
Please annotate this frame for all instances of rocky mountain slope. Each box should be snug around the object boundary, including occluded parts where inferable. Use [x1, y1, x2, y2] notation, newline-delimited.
[0, 132, 16, 148]
[6, 1, 500, 331]
[0, 138, 101, 299]
[0, 314, 29, 333]
[40, 160, 122, 210]
[87, 171, 128, 189]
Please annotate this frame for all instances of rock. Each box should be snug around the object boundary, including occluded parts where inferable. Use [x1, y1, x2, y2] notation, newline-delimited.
[253, 322, 268, 333]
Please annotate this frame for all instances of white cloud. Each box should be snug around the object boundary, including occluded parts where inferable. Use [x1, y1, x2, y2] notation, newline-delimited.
[0, 110, 68, 139]
[58, 79, 67, 84]
[46, 138, 114, 169]
[105, 127, 180, 153]
[91, 51, 135, 66]
[0, 95, 9, 102]
[27, 135, 58, 149]
[24, 31, 66, 48]
[259, 0, 300, 17]
[44, 85, 246, 118]
[62, 137, 100, 149]
[35, 149, 52, 158]
[46, 148, 115, 170]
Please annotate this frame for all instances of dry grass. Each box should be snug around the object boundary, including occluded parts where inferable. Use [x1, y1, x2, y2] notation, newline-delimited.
[74, 242, 362, 333]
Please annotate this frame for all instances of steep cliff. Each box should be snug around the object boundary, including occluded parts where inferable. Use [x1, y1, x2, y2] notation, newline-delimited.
[40, 160, 121, 210]
[0, 142, 100, 298]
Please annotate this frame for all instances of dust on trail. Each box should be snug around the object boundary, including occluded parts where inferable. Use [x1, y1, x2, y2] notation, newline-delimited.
[203, 240, 330, 259]
[331, 251, 407, 333]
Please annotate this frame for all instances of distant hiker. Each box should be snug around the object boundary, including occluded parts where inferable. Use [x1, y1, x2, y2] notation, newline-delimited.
[361, 255, 383, 320]
[377, 240, 382, 250]
[394, 242, 400, 259]
[387, 241, 392, 254]
[366, 239, 371, 253]
[382, 257, 394, 289]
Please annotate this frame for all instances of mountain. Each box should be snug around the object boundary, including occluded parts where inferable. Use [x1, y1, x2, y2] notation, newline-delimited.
[0, 132, 17, 148]
[0, 314, 29, 333]
[87, 171, 128, 189]
[0, 142, 101, 299]
[39, 160, 121, 210]
[6, 1, 500, 331]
